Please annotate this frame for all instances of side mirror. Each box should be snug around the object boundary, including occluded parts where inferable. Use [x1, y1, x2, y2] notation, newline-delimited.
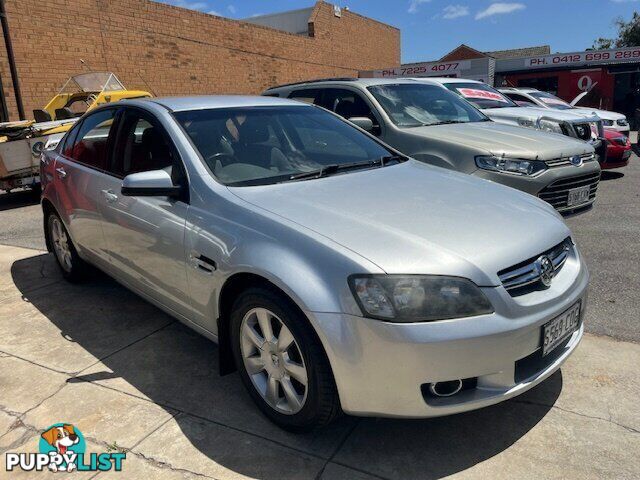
[121, 169, 181, 197]
[348, 116, 374, 132]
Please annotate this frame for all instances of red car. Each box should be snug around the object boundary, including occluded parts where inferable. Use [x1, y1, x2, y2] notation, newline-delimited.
[602, 130, 631, 169]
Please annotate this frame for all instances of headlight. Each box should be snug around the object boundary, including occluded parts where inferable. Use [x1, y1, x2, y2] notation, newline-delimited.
[536, 118, 564, 134]
[349, 275, 493, 322]
[617, 118, 628, 126]
[612, 136, 628, 146]
[475, 155, 547, 176]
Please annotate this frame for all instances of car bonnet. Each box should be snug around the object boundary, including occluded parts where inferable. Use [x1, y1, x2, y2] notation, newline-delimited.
[228, 161, 570, 286]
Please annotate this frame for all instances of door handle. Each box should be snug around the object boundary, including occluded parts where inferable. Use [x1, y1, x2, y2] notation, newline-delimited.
[101, 189, 118, 204]
[55, 167, 67, 178]
[189, 251, 217, 275]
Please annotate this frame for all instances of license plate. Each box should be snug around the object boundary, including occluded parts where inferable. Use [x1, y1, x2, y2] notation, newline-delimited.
[542, 302, 581, 356]
[567, 186, 590, 207]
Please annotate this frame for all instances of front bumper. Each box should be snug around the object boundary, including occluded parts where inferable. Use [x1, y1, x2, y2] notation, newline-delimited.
[306, 251, 588, 418]
[472, 160, 598, 196]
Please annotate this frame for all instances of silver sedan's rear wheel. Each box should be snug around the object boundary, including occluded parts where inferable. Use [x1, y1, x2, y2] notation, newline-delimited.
[50, 216, 73, 272]
[240, 308, 308, 415]
[230, 287, 341, 431]
[46, 211, 89, 282]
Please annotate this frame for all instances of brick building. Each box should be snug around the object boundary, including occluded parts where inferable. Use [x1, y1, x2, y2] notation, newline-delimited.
[0, 0, 399, 121]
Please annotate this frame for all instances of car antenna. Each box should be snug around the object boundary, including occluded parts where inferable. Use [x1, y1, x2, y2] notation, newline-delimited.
[80, 58, 95, 72]
[135, 71, 158, 97]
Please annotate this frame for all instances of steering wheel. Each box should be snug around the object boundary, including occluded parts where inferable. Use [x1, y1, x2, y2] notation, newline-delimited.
[205, 152, 237, 172]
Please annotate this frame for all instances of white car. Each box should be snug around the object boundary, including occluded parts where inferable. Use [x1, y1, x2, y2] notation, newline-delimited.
[499, 87, 630, 135]
[424, 78, 607, 161]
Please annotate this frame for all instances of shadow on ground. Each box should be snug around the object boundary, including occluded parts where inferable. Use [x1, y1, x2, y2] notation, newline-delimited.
[0, 188, 40, 211]
[600, 171, 625, 181]
[10, 253, 562, 480]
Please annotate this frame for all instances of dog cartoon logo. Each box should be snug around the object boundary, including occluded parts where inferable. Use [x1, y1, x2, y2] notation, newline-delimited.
[38, 423, 85, 472]
[6, 422, 125, 473]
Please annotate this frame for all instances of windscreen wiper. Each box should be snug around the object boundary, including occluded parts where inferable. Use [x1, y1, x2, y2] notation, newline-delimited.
[433, 120, 466, 125]
[289, 164, 340, 181]
[288, 156, 405, 181]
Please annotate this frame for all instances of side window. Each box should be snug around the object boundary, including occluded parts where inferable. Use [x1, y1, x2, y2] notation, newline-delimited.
[112, 111, 186, 186]
[319, 88, 381, 135]
[60, 122, 82, 158]
[67, 109, 116, 170]
[288, 89, 321, 105]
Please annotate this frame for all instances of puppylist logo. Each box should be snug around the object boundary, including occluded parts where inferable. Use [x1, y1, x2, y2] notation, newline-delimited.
[5, 423, 126, 473]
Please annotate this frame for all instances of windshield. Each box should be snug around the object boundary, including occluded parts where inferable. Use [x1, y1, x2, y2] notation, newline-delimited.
[528, 91, 573, 110]
[59, 73, 126, 94]
[174, 106, 395, 186]
[368, 83, 488, 127]
[444, 82, 517, 109]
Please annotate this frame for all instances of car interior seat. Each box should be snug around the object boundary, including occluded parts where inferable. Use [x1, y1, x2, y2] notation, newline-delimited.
[140, 127, 173, 172]
[33, 109, 52, 123]
[233, 117, 286, 171]
[55, 107, 75, 120]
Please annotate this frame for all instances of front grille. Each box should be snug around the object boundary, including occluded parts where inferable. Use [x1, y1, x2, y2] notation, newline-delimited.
[545, 153, 595, 168]
[498, 238, 572, 295]
[538, 171, 600, 211]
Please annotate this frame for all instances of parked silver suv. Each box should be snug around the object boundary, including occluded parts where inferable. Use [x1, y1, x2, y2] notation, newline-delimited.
[427, 78, 607, 158]
[265, 78, 601, 213]
[41, 96, 587, 431]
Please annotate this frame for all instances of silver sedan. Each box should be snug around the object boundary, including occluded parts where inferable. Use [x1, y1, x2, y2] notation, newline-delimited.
[40, 96, 587, 431]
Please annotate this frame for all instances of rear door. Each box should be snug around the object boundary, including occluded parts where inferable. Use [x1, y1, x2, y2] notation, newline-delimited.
[100, 107, 192, 318]
[52, 108, 119, 266]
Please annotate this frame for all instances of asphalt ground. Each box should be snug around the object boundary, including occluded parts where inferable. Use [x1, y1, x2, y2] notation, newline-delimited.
[1, 151, 638, 343]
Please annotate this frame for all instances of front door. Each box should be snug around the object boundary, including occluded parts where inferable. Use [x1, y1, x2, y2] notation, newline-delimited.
[100, 108, 192, 318]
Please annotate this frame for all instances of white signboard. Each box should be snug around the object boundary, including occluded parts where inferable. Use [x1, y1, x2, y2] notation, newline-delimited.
[372, 60, 472, 78]
[518, 46, 640, 69]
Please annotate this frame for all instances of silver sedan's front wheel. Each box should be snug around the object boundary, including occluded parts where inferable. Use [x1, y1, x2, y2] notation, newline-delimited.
[240, 308, 308, 414]
[231, 287, 340, 431]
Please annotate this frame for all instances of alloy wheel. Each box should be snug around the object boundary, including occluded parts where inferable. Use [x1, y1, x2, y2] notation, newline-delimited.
[240, 307, 309, 415]
[50, 217, 73, 272]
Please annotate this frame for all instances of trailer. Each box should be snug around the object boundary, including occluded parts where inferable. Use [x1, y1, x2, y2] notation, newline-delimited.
[0, 120, 73, 192]
[0, 72, 151, 193]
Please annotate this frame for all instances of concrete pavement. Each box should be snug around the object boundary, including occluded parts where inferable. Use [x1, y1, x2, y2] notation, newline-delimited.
[0, 245, 639, 479]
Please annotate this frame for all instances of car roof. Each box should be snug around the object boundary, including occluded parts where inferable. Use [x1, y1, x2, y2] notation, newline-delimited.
[423, 77, 483, 85]
[265, 77, 426, 91]
[499, 87, 539, 93]
[140, 95, 308, 112]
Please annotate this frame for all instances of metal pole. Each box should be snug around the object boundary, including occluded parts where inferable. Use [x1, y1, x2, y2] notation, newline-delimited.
[0, 0, 25, 120]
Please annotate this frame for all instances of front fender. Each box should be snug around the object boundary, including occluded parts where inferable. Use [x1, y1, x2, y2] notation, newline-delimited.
[184, 193, 382, 334]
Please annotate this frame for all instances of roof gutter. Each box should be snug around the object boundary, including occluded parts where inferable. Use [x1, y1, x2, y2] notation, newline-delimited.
[0, 0, 25, 120]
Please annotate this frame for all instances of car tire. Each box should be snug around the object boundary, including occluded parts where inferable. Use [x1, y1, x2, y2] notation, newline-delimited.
[46, 211, 89, 283]
[230, 286, 341, 432]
